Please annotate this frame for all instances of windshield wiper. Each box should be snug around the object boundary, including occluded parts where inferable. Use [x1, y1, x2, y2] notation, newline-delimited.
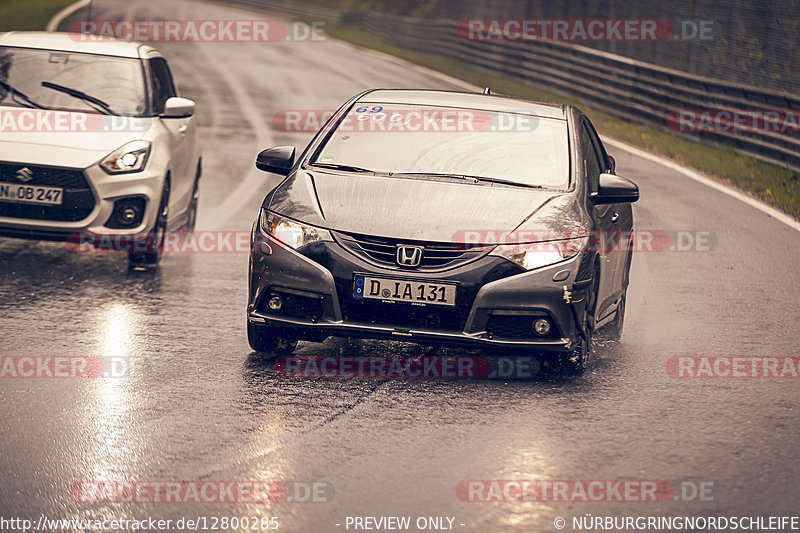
[392, 172, 546, 189]
[41, 81, 117, 115]
[311, 162, 375, 174]
[391, 171, 483, 180]
[0, 80, 46, 109]
[472, 176, 547, 189]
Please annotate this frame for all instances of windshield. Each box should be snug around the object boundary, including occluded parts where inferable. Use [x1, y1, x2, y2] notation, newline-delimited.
[0, 46, 147, 116]
[311, 103, 570, 188]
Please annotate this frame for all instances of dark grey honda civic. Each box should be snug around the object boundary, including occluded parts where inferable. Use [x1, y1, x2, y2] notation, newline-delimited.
[247, 89, 638, 372]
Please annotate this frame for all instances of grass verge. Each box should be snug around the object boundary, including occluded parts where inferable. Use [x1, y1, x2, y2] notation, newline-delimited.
[0, 0, 76, 32]
[328, 24, 800, 220]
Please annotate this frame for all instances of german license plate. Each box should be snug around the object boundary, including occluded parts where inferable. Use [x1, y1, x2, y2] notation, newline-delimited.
[0, 183, 63, 205]
[353, 274, 457, 307]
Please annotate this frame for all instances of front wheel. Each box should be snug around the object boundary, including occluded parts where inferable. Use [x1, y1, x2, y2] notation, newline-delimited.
[184, 164, 201, 231]
[603, 289, 627, 343]
[557, 329, 592, 374]
[557, 270, 598, 374]
[247, 322, 298, 354]
[129, 181, 169, 267]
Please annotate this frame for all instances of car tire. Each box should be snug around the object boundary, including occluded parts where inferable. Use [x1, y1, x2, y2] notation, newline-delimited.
[557, 269, 598, 374]
[604, 289, 627, 343]
[129, 180, 169, 267]
[247, 322, 298, 354]
[558, 331, 591, 374]
[184, 163, 201, 232]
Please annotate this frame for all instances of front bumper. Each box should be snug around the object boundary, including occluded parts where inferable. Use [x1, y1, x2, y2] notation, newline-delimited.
[248, 232, 591, 352]
[0, 162, 165, 246]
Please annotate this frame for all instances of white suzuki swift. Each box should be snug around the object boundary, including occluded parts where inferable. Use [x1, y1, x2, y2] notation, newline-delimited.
[0, 32, 201, 265]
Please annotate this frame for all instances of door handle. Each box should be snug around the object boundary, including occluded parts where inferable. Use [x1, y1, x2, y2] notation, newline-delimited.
[610, 211, 620, 224]
[178, 124, 188, 134]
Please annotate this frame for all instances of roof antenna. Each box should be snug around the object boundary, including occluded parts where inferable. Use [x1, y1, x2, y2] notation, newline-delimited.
[483, 87, 491, 95]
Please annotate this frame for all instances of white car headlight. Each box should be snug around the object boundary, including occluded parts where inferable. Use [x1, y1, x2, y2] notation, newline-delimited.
[100, 141, 151, 174]
[490, 237, 586, 270]
[260, 210, 332, 250]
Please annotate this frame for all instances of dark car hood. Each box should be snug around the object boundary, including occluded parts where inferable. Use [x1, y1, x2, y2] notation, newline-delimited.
[267, 170, 587, 243]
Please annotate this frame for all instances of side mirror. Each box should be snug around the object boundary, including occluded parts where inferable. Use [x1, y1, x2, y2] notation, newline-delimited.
[256, 146, 296, 175]
[162, 97, 195, 118]
[591, 173, 639, 204]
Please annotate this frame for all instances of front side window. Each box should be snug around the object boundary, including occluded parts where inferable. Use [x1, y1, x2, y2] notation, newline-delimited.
[148, 57, 177, 115]
[580, 122, 603, 194]
[583, 118, 611, 172]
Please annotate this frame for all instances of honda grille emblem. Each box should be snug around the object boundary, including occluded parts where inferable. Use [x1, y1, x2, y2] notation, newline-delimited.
[396, 245, 424, 267]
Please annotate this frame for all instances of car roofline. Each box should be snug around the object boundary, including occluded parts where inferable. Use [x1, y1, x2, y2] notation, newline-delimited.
[353, 88, 569, 119]
[0, 31, 153, 59]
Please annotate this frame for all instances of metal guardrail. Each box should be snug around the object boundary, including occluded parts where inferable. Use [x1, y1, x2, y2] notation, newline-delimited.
[224, 2, 800, 172]
[352, 12, 800, 173]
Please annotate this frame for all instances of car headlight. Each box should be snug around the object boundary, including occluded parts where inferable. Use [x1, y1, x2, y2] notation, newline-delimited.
[260, 209, 332, 250]
[490, 237, 586, 270]
[100, 141, 151, 174]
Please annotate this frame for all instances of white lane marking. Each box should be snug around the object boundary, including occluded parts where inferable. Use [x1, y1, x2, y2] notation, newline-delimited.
[46, 0, 91, 32]
[335, 39, 800, 233]
[200, 56, 275, 226]
[126, 0, 269, 229]
[602, 138, 800, 233]
[173, 5, 275, 227]
[334, 41, 479, 91]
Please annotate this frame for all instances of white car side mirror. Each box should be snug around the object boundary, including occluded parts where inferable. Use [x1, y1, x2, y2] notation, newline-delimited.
[162, 97, 195, 118]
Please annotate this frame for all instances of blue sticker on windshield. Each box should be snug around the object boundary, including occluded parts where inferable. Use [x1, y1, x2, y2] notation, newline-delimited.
[355, 106, 384, 114]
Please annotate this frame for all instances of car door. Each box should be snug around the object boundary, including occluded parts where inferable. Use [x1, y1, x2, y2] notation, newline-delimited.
[579, 118, 618, 322]
[149, 56, 192, 217]
[583, 118, 632, 305]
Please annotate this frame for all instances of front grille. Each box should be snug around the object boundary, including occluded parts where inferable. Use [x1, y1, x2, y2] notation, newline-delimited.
[0, 162, 94, 221]
[0, 163, 88, 188]
[336, 231, 486, 270]
[298, 241, 525, 334]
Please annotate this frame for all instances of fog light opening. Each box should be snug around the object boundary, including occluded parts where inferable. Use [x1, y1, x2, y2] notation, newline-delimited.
[106, 197, 146, 229]
[532, 318, 551, 336]
[117, 206, 139, 225]
[267, 295, 283, 312]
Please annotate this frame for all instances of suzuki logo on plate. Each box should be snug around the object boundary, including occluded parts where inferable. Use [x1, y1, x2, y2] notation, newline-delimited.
[396, 245, 424, 267]
[16, 167, 34, 183]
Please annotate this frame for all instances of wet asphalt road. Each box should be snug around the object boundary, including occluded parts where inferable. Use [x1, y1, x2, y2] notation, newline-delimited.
[1, 0, 800, 531]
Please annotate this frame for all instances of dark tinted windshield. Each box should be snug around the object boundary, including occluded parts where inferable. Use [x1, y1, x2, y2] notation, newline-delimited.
[0, 46, 146, 116]
[312, 103, 570, 188]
